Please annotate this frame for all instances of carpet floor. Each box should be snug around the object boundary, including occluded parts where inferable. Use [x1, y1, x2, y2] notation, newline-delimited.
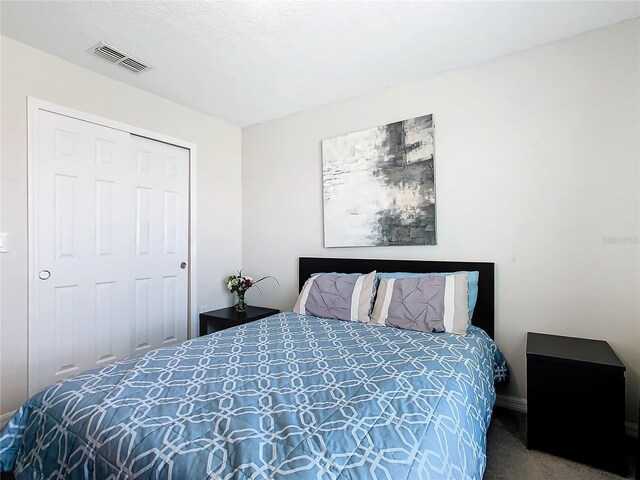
[486, 407, 638, 480]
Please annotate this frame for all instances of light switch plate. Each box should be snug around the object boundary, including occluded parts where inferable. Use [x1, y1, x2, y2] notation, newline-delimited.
[0, 233, 8, 253]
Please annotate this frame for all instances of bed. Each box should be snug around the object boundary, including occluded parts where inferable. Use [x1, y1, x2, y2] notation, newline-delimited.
[1, 258, 507, 480]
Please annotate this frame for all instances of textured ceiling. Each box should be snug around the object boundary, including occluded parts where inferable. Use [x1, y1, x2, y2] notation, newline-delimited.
[1, 1, 638, 127]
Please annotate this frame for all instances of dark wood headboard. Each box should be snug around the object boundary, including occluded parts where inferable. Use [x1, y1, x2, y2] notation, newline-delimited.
[299, 257, 495, 339]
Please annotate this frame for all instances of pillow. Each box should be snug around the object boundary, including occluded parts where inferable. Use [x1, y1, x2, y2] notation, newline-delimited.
[371, 273, 470, 335]
[294, 271, 376, 322]
[312, 271, 378, 315]
[376, 271, 479, 319]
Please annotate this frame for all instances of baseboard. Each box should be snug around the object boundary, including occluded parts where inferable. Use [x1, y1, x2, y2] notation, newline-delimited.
[495, 394, 638, 439]
[0, 410, 16, 428]
[495, 394, 528, 413]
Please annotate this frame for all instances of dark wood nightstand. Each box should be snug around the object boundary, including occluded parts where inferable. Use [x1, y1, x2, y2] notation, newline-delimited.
[199, 306, 280, 336]
[527, 332, 626, 475]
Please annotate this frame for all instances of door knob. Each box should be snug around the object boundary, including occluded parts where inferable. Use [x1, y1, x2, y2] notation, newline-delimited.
[38, 270, 51, 280]
[180, 262, 187, 269]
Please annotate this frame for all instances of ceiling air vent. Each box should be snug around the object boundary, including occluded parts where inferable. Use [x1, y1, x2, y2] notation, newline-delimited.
[87, 41, 151, 74]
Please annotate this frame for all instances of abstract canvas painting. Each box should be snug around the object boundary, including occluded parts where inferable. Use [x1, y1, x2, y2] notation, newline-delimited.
[322, 114, 436, 247]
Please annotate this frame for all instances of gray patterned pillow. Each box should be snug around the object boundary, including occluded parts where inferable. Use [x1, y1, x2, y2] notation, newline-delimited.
[293, 271, 376, 322]
[370, 273, 470, 335]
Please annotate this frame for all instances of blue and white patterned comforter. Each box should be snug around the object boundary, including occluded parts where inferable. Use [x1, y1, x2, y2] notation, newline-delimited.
[1, 311, 507, 480]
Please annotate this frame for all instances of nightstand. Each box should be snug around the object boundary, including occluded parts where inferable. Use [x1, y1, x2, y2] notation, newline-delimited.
[526, 332, 626, 475]
[199, 306, 280, 336]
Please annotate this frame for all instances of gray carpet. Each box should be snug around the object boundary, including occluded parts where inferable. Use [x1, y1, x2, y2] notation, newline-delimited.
[486, 407, 637, 480]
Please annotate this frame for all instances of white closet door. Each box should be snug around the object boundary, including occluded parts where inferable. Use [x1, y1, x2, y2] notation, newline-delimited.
[30, 110, 189, 395]
[128, 135, 189, 355]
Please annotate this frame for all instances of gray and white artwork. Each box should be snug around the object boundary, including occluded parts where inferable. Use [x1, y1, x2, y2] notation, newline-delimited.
[322, 114, 436, 247]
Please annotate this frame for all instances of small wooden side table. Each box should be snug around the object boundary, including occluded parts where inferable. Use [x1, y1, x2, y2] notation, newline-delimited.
[199, 306, 279, 336]
[527, 332, 626, 475]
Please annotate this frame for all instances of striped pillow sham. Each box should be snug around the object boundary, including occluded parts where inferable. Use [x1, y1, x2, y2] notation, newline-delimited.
[375, 270, 479, 319]
[370, 272, 470, 335]
[293, 271, 376, 323]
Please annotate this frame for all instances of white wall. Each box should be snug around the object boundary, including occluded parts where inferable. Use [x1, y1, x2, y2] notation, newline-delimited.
[0, 36, 243, 417]
[242, 19, 640, 423]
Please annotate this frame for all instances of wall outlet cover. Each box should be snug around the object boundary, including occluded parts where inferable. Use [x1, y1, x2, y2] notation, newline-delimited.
[0, 233, 8, 253]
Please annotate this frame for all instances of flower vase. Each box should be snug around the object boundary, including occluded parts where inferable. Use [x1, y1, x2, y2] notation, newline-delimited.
[235, 291, 247, 312]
